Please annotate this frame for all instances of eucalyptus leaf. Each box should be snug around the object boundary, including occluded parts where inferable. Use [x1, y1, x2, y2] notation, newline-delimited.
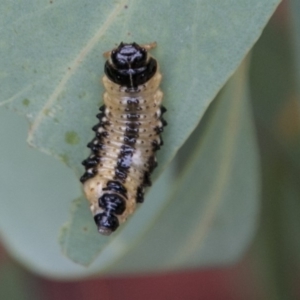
[106, 58, 260, 275]
[60, 58, 259, 275]
[0, 0, 278, 278]
[1, 0, 279, 175]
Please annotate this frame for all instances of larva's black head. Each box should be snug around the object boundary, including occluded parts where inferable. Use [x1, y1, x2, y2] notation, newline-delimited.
[105, 42, 157, 89]
[94, 212, 119, 235]
[111, 42, 148, 69]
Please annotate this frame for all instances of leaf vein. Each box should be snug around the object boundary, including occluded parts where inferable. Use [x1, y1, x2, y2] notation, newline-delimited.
[27, 0, 127, 145]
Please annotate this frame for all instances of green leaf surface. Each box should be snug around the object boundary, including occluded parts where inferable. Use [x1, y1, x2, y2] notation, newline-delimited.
[107, 59, 260, 275]
[0, 109, 84, 278]
[0, 0, 278, 278]
[60, 59, 260, 275]
[0, 59, 259, 278]
[1, 0, 279, 174]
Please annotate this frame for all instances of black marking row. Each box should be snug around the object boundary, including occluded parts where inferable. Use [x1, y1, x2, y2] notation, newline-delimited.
[95, 180, 128, 232]
[80, 102, 166, 232]
[81, 41, 166, 234]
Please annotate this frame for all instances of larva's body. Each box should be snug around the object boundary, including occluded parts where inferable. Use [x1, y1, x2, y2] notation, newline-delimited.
[80, 42, 166, 235]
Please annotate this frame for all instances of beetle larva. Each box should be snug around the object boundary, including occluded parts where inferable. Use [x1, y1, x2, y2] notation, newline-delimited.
[80, 42, 166, 235]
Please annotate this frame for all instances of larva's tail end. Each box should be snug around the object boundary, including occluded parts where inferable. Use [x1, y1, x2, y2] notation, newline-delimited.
[94, 213, 119, 236]
[98, 227, 113, 236]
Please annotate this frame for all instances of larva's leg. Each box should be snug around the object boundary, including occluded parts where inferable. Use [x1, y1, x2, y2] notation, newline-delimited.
[140, 41, 157, 51]
[103, 42, 124, 58]
[103, 42, 157, 59]
[103, 49, 112, 59]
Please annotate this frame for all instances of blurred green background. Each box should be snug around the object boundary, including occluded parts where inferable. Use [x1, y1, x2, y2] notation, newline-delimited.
[1, 0, 300, 299]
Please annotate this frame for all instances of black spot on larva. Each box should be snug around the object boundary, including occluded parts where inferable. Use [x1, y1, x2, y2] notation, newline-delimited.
[94, 212, 119, 234]
[127, 98, 140, 105]
[104, 43, 157, 88]
[99, 105, 106, 112]
[114, 144, 135, 182]
[161, 117, 167, 127]
[103, 180, 127, 198]
[99, 193, 126, 215]
[126, 127, 139, 135]
[126, 120, 140, 128]
[92, 123, 102, 131]
[114, 168, 128, 182]
[92, 121, 109, 131]
[126, 113, 139, 121]
[157, 122, 165, 130]
[120, 144, 135, 155]
[82, 156, 100, 168]
[80, 173, 90, 183]
[96, 112, 105, 120]
[151, 139, 161, 151]
[154, 125, 164, 134]
[117, 152, 132, 169]
[147, 156, 158, 173]
[124, 135, 137, 146]
[136, 186, 145, 203]
[143, 172, 152, 187]
[125, 122, 140, 138]
[80, 168, 97, 183]
[160, 106, 167, 114]
[87, 138, 104, 153]
[96, 130, 109, 139]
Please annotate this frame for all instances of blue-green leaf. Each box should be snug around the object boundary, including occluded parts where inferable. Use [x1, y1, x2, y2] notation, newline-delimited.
[59, 59, 260, 276]
[0, 0, 278, 278]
